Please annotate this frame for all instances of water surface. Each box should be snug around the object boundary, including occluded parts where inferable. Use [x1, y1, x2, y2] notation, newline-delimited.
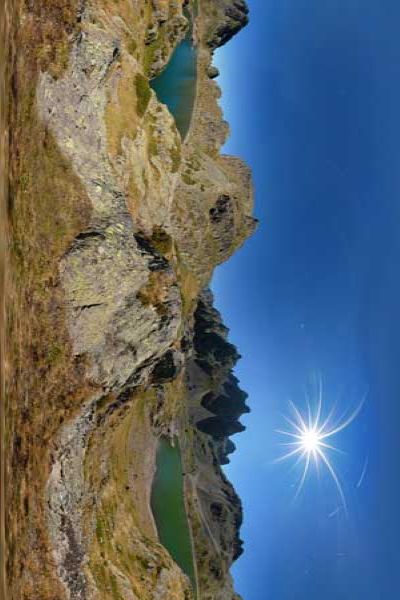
[151, 437, 196, 591]
[150, 24, 197, 139]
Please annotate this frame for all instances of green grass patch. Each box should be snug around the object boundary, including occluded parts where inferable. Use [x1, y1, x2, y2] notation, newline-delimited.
[46, 343, 62, 364]
[147, 131, 158, 157]
[128, 38, 137, 55]
[170, 144, 182, 172]
[96, 516, 107, 545]
[182, 172, 196, 186]
[135, 73, 151, 117]
[110, 574, 123, 600]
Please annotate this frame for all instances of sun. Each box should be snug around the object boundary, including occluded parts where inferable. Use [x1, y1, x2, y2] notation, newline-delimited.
[275, 378, 365, 514]
[300, 428, 321, 453]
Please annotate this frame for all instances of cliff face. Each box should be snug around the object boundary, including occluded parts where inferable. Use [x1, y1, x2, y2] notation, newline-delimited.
[6, 1, 252, 599]
[203, 0, 249, 49]
[192, 291, 249, 456]
[184, 290, 248, 600]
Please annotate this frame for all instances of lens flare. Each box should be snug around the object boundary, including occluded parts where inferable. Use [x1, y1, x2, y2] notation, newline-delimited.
[300, 428, 320, 452]
[275, 378, 365, 515]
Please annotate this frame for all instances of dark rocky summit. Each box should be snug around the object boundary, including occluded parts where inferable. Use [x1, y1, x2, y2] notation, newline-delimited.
[189, 289, 250, 459]
[207, 65, 220, 79]
[205, 0, 250, 49]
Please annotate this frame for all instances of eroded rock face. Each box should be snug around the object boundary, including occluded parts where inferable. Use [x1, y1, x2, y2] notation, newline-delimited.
[189, 289, 249, 453]
[204, 0, 249, 49]
[47, 399, 98, 600]
[61, 224, 182, 390]
[183, 290, 248, 599]
[34, 12, 188, 597]
[36, 12, 184, 393]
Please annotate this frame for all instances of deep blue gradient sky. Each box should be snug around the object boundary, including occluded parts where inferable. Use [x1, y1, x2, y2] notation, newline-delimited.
[211, 1, 400, 598]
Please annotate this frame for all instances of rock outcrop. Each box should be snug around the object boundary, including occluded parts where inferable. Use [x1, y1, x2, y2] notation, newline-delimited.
[183, 290, 248, 599]
[203, 0, 249, 49]
[5, 0, 253, 599]
[190, 290, 249, 451]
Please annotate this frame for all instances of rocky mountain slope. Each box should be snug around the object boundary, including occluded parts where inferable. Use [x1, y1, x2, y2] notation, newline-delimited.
[5, 0, 254, 598]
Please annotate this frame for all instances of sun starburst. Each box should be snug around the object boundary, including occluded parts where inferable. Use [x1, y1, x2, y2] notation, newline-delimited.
[275, 378, 365, 515]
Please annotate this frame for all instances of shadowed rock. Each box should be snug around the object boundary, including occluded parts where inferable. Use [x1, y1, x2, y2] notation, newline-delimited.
[205, 0, 249, 49]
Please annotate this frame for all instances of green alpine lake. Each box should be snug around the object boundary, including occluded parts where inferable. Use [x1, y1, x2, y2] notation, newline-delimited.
[150, 21, 197, 139]
[151, 437, 197, 592]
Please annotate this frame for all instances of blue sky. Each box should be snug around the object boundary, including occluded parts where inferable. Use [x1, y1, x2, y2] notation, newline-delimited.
[212, 1, 400, 598]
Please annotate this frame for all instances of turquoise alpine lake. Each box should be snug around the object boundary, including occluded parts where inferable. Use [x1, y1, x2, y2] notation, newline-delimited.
[150, 27, 197, 139]
[151, 437, 196, 592]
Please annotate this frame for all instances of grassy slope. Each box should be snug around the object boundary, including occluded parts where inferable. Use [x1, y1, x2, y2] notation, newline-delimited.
[6, 2, 93, 597]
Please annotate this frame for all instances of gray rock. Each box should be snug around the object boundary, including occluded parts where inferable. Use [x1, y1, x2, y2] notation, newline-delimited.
[208, 65, 220, 79]
[205, 0, 249, 49]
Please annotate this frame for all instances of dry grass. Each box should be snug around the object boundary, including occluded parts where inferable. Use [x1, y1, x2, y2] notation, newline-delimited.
[105, 59, 140, 157]
[135, 73, 152, 117]
[5, 1, 95, 597]
[137, 270, 172, 317]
